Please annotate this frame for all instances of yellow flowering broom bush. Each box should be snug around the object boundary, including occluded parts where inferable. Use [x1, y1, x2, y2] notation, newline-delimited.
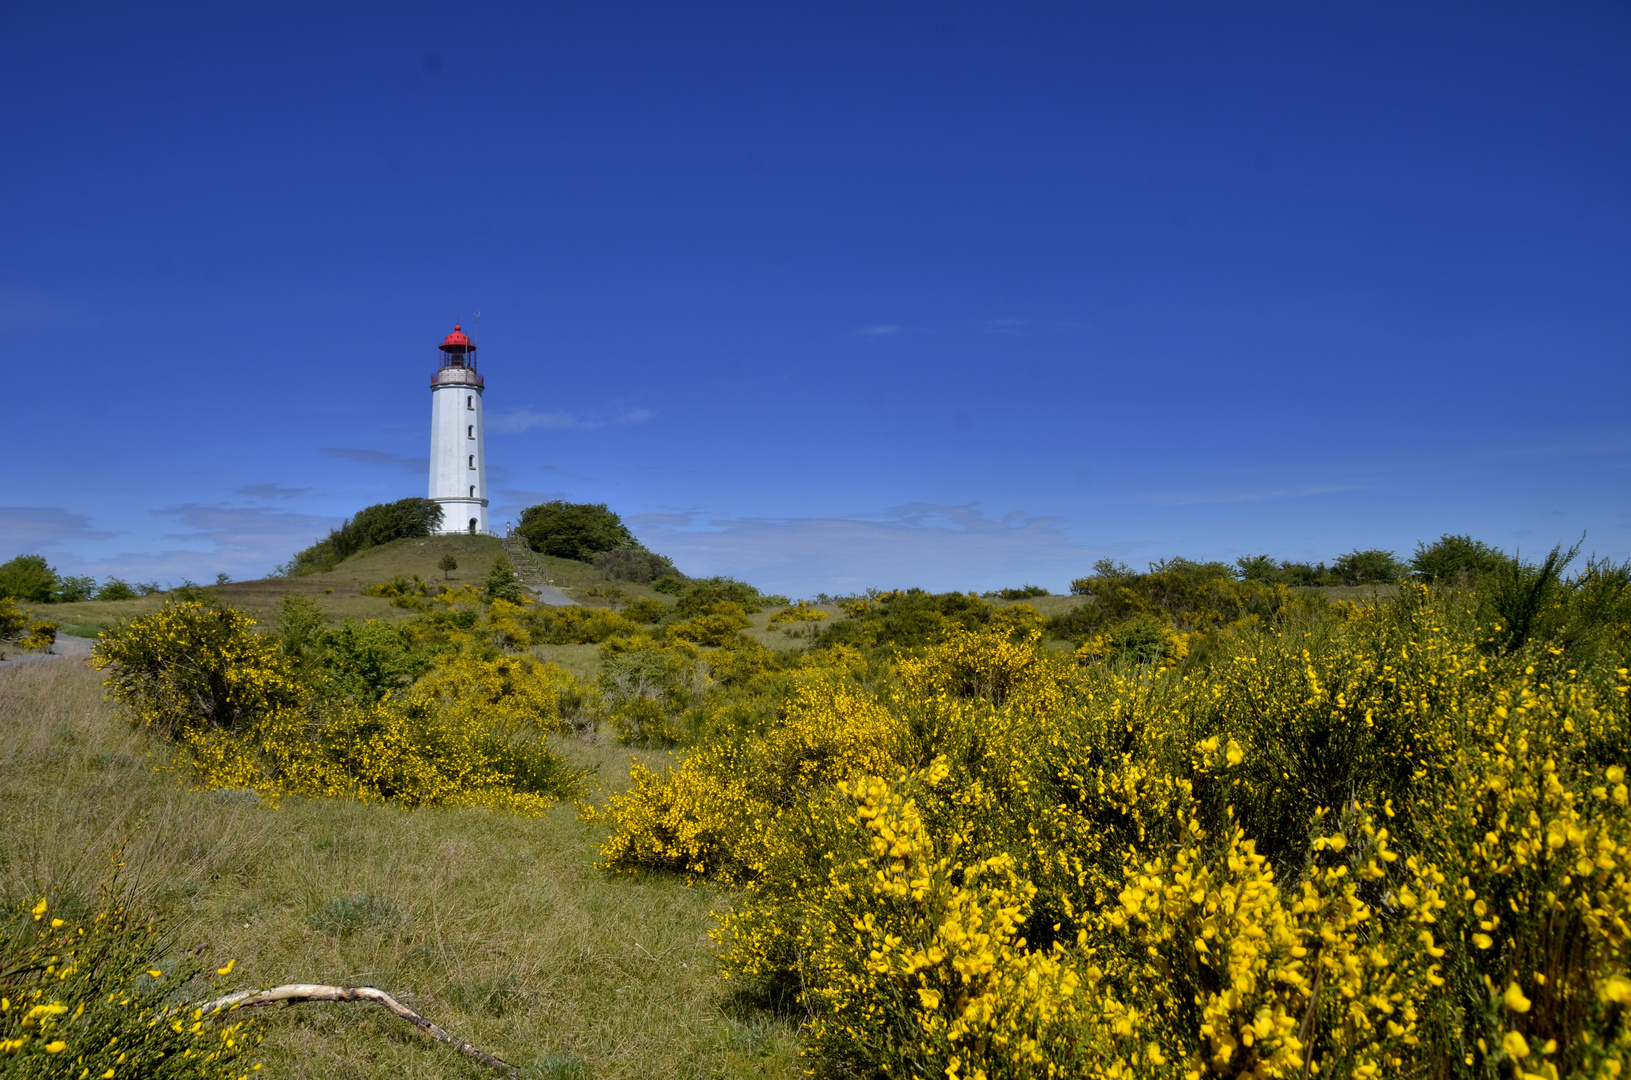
[0, 892, 255, 1079]
[92, 600, 586, 811]
[600, 588, 1631, 1079]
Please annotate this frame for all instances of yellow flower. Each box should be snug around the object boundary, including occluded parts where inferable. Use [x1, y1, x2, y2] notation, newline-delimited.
[1225, 740, 1243, 766]
[1502, 1031, 1529, 1060]
[31, 898, 47, 920]
[1503, 983, 1531, 1013]
[217, 958, 236, 977]
[1599, 976, 1631, 1005]
[45, 1041, 67, 1054]
[1472, 933, 1493, 949]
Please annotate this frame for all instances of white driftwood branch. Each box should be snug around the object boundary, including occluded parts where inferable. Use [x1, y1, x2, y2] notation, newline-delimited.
[202, 983, 514, 1074]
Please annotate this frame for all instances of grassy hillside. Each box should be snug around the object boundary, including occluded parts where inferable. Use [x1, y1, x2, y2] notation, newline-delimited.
[0, 657, 802, 1079]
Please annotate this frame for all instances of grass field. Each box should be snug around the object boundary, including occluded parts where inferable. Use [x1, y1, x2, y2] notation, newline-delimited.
[0, 656, 804, 1079]
[33, 537, 684, 639]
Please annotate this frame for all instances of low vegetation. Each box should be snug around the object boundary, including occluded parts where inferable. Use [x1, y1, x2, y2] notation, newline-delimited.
[6, 521, 1628, 1079]
[284, 497, 446, 576]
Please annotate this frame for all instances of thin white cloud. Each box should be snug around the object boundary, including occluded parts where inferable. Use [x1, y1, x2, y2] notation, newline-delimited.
[634, 504, 1114, 596]
[856, 325, 903, 337]
[0, 507, 115, 551]
[979, 318, 1032, 336]
[1148, 484, 1362, 507]
[321, 448, 429, 472]
[237, 484, 312, 499]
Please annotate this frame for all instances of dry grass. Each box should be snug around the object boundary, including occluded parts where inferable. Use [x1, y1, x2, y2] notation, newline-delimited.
[0, 658, 803, 1080]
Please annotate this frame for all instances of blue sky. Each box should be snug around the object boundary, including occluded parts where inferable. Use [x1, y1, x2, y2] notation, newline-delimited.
[4, 2, 1629, 596]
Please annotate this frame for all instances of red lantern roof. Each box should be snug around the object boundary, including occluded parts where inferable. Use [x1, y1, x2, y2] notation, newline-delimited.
[439, 324, 474, 353]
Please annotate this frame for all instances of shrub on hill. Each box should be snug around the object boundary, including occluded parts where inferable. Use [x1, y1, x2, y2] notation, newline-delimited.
[516, 500, 637, 561]
[594, 545, 684, 585]
[284, 497, 445, 575]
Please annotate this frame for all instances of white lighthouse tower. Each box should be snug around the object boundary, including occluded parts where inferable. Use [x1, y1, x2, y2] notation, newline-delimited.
[428, 324, 488, 535]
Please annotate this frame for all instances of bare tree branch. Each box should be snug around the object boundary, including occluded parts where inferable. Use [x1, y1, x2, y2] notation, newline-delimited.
[202, 983, 515, 1074]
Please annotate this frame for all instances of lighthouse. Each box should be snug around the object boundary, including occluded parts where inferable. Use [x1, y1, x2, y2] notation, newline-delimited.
[428, 324, 488, 535]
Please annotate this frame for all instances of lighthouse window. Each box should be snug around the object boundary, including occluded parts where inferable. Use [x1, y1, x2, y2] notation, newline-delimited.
[467, 425, 474, 438]
[469, 485, 476, 498]
[466, 395, 473, 410]
[468, 454, 475, 468]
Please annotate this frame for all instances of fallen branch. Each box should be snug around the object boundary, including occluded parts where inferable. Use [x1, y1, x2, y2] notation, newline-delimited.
[201, 983, 514, 1075]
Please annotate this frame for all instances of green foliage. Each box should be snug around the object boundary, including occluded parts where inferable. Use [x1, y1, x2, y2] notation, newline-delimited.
[273, 592, 326, 660]
[594, 545, 683, 584]
[309, 619, 429, 702]
[438, 552, 459, 580]
[1411, 532, 1516, 583]
[814, 589, 996, 653]
[527, 605, 640, 645]
[1331, 548, 1406, 585]
[485, 555, 526, 604]
[674, 577, 775, 616]
[56, 575, 97, 602]
[0, 890, 257, 1078]
[517, 500, 638, 562]
[651, 576, 686, 596]
[622, 597, 667, 624]
[1054, 557, 1295, 646]
[94, 578, 140, 601]
[985, 584, 1049, 599]
[0, 554, 58, 603]
[286, 497, 445, 575]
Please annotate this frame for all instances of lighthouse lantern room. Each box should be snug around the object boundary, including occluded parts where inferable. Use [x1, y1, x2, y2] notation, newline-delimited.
[428, 324, 487, 535]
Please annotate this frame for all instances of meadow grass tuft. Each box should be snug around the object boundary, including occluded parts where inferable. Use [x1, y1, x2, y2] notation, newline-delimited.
[0, 657, 803, 1079]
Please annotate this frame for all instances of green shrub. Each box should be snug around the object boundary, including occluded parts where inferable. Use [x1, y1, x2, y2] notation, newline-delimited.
[594, 545, 683, 584]
[1331, 547, 1406, 585]
[817, 588, 994, 653]
[622, 598, 668, 624]
[95, 578, 140, 601]
[985, 584, 1049, 599]
[652, 576, 686, 596]
[485, 555, 526, 603]
[517, 501, 638, 561]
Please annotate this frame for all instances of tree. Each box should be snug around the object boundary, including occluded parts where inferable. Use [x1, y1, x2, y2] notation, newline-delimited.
[516, 501, 638, 562]
[1410, 534, 1514, 584]
[485, 556, 526, 604]
[438, 553, 459, 581]
[0, 554, 59, 603]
